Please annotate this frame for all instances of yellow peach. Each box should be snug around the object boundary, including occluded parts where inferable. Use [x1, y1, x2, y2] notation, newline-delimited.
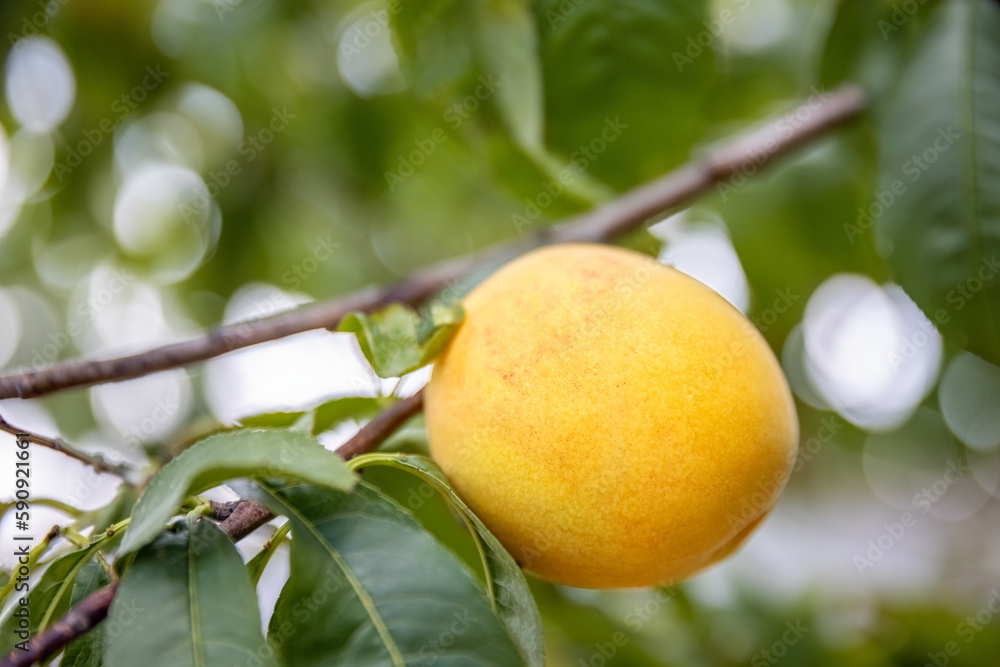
[425, 243, 798, 589]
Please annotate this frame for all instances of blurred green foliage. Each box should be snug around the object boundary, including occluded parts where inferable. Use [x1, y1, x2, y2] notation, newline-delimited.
[1, 0, 1000, 664]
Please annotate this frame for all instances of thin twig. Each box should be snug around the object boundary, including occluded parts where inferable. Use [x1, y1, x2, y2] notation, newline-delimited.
[0, 413, 130, 477]
[0, 582, 119, 667]
[0, 389, 426, 667]
[336, 390, 424, 460]
[0, 84, 866, 401]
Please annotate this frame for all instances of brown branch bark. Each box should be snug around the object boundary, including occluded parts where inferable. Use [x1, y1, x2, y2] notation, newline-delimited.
[0, 389, 425, 667]
[0, 582, 120, 667]
[208, 499, 241, 521]
[0, 413, 130, 477]
[335, 390, 424, 460]
[0, 84, 865, 401]
[215, 499, 277, 541]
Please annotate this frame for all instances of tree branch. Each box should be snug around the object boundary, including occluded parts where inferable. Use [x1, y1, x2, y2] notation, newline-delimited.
[0, 84, 865, 401]
[0, 413, 130, 478]
[0, 389, 426, 667]
[335, 390, 424, 460]
[215, 499, 276, 541]
[0, 583, 120, 667]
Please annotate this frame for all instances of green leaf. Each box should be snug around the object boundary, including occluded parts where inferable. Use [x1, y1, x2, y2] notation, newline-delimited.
[391, 0, 608, 206]
[289, 410, 315, 434]
[313, 397, 383, 432]
[533, 0, 715, 189]
[121, 429, 356, 554]
[472, 0, 611, 205]
[0, 530, 121, 656]
[350, 454, 545, 667]
[339, 302, 464, 378]
[378, 422, 431, 456]
[819, 0, 944, 93]
[391, 0, 474, 94]
[528, 580, 670, 665]
[874, 0, 1000, 364]
[105, 520, 278, 667]
[237, 397, 384, 434]
[234, 413, 304, 430]
[61, 560, 112, 667]
[473, 0, 543, 151]
[258, 481, 525, 666]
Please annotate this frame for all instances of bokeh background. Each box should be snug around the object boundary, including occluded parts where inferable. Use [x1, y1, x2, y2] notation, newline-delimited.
[2, 0, 1000, 664]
